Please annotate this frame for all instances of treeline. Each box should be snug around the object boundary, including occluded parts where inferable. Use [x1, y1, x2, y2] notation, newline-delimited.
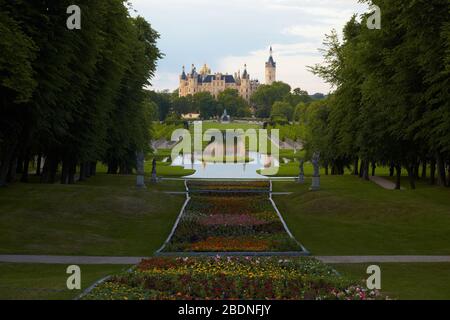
[251, 83, 318, 120]
[306, 0, 449, 189]
[0, 1, 161, 186]
[152, 83, 325, 122]
[150, 89, 252, 121]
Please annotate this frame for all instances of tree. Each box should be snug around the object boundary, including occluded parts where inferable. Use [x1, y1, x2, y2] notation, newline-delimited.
[193, 92, 217, 119]
[0, 1, 162, 186]
[250, 81, 291, 118]
[306, 0, 450, 189]
[271, 102, 294, 122]
[217, 89, 251, 118]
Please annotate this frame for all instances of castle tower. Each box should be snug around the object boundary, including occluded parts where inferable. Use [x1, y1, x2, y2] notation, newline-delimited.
[179, 65, 188, 96]
[265, 46, 276, 85]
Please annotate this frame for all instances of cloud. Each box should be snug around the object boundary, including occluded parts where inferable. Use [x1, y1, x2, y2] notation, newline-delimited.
[218, 43, 331, 94]
[131, 0, 368, 93]
[281, 25, 331, 39]
[149, 72, 179, 92]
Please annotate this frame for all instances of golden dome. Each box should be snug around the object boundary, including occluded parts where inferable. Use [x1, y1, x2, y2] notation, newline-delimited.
[199, 64, 211, 75]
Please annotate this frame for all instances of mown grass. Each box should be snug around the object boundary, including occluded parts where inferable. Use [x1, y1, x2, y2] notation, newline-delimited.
[273, 176, 450, 255]
[0, 263, 128, 300]
[333, 263, 450, 300]
[0, 174, 186, 256]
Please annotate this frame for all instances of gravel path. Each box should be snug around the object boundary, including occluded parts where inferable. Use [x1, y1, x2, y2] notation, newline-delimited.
[2, 255, 450, 265]
[0, 255, 145, 265]
[369, 176, 402, 190]
[316, 256, 450, 264]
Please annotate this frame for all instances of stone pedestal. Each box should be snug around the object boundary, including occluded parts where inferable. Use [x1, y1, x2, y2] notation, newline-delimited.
[136, 151, 146, 188]
[310, 176, 320, 191]
[136, 175, 146, 189]
[298, 174, 305, 184]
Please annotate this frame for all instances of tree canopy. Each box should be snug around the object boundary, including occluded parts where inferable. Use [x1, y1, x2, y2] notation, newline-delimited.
[0, 0, 162, 185]
[306, 0, 450, 189]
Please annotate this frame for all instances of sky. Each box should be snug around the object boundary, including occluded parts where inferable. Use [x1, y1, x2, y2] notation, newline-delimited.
[130, 0, 369, 94]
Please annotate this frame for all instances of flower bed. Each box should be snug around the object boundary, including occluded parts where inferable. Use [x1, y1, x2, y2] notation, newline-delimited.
[188, 181, 270, 192]
[163, 193, 300, 252]
[83, 257, 383, 300]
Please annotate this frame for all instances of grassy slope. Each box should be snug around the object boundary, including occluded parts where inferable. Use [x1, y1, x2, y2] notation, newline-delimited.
[273, 176, 450, 255]
[334, 263, 450, 300]
[0, 263, 128, 300]
[0, 175, 186, 256]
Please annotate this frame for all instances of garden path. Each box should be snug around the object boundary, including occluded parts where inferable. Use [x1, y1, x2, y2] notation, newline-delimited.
[369, 176, 403, 190]
[2, 255, 450, 265]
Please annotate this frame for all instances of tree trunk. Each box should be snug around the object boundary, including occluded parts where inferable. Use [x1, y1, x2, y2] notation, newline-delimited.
[447, 164, 450, 188]
[389, 161, 395, 177]
[60, 159, 69, 184]
[371, 161, 376, 177]
[414, 162, 420, 180]
[90, 162, 97, 176]
[16, 157, 24, 174]
[108, 161, 118, 174]
[79, 162, 87, 181]
[20, 154, 30, 183]
[359, 160, 364, 178]
[395, 164, 402, 190]
[68, 160, 76, 185]
[7, 157, 18, 183]
[421, 161, 427, 180]
[353, 159, 359, 176]
[36, 154, 42, 176]
[407, 165, 416, 190]
[430, 159, 436, 185]
[436, 153, 447, 186]
[41, 154, 58, 184]
[0, 144, 17, 186]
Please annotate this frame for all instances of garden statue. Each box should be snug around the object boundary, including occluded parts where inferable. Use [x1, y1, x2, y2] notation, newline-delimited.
[298, 159, 305, 184]
[136, 151, 146, 188]
[310, 152, 321, 191]
[220, 109, 231, 123]
[151, 158, 158, 183]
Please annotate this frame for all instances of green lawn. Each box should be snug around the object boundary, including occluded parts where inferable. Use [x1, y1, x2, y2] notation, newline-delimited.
[273, 176, 450, 255]
[0, 174, 186, 256]
[190, 121, 261, 133]
[0, 263, 128, 300]
[334, 263, 450, 300]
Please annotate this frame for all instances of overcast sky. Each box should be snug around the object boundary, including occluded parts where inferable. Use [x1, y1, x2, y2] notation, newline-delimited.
[130, 0, 368, 94]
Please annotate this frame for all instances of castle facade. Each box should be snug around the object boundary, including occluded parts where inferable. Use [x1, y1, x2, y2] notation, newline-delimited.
[179, 47, 277, 102]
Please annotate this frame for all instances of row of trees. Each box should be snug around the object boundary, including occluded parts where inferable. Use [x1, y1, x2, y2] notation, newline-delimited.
[151, 82, 325, 121]
[0, 1, 161, 186]
[150, 89, 252, 121]
[250, 83, 319, 119]
[305, 0, 449, 189]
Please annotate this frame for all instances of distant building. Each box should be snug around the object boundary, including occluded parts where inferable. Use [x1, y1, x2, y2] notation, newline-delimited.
[179, 47, 277, 102]
[265, 46, 276, 85]
[181, 113, 201, 120]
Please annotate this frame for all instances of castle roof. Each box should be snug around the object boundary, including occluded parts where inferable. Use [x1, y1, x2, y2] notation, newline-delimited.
[181, 66, 187, 80]
[198, 74, 236, 84]
[266, 46, 276, 67]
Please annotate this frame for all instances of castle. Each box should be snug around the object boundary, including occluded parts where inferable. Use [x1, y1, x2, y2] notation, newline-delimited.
[179, 47, 277, 102]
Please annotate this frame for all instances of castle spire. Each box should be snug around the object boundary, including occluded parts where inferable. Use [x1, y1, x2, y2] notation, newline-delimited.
[265, 46, 276, 84]
[181, 65, 187, 80]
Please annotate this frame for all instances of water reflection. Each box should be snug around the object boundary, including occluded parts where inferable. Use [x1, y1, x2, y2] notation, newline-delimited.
[171, 151, 279, 179]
